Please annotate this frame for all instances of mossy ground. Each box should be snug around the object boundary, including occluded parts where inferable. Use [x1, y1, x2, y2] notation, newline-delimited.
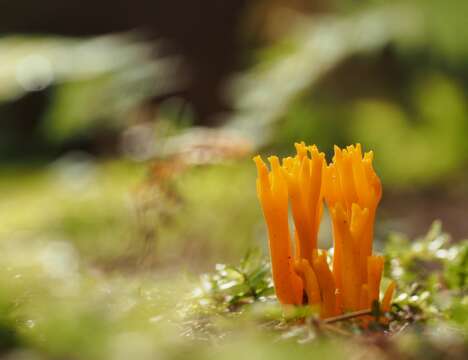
[0, 161, 466, 359]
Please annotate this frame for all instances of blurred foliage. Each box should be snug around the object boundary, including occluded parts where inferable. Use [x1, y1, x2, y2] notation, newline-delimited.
[227, 2, 424, 145]
[416, 0, 468, 63]
[227, 0, 468, 188]
[1, 1, 467, 188]
[275, 72, 468, 186]
[0, 34, 183, 146]
[350, 73, 468, 185]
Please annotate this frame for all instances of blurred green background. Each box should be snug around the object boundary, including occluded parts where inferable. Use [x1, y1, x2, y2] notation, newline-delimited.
[0, 0, 467, 359]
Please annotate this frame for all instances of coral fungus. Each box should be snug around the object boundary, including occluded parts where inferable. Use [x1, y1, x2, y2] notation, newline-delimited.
[254, 143, 395, 318]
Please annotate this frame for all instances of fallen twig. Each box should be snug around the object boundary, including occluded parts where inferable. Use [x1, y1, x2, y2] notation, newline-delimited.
[323, 309, 373, 324]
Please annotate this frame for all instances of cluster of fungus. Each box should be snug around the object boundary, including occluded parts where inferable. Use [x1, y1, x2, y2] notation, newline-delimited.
[254, 143, 395, 319]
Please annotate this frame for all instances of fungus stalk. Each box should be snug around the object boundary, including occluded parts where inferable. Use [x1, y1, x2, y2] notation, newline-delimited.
[254, 143, 395, 319]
